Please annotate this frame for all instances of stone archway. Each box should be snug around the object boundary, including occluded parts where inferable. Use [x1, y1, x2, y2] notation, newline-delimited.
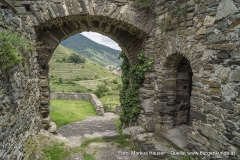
[29, 0, 154, 130]
[156, 53, 193, 129]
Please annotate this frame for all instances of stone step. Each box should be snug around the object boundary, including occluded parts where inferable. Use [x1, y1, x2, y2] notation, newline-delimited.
[160, 124, 189, 150]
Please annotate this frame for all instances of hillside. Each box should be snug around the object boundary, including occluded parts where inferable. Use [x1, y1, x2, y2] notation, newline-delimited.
[49, 45, 121, 104]
[60, 34, 122, 67]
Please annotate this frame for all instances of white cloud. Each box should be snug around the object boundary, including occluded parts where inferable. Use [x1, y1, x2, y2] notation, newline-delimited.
[81, 32, 121, 51]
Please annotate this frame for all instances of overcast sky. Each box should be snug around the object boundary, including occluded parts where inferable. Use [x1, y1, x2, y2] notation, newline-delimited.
[81, 32, 121, 51]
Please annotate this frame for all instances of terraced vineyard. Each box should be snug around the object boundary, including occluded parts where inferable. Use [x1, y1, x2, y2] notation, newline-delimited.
[49, 45, 122, 104]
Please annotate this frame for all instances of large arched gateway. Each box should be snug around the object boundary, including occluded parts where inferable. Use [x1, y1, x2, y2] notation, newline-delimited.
[1, 0, 239, 159]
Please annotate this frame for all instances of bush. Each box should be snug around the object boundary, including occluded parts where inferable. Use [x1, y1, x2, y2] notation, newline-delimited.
[75, 77, 82, 81]
[58, 77, 63, 84]
[0, 27, 34, 71]
[75, 89, 84, 93]
[94, 83, 109, 98]
[112, 79, 118, 84]
[67, 53, 85, 64]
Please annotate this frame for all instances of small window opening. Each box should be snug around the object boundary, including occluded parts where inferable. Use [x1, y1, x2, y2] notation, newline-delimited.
[24, 4, 31, 12]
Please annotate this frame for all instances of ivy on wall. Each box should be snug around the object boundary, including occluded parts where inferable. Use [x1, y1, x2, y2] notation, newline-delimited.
[119, 50, 154, 127]
[0, 15, 34, 71]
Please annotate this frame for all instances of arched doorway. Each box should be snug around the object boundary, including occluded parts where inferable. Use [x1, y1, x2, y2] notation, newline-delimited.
[157, 54, 193, 129]
[175, 57, 192, 126]
[35, 16, 150, 130]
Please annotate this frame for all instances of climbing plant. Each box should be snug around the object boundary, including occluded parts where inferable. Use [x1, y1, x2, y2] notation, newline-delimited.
[0, 16, 34, 71]
[119, 50, 154, 127]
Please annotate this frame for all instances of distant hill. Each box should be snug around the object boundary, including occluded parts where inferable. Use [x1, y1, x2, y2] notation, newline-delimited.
[49, 45, 121, 93]
[60, 34, 122, 67]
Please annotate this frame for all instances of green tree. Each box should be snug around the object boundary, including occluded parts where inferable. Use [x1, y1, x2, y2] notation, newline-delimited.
[94, 83, 109, 98]
[59, 77, 63, 84]
[62, 57, 66, 62]
[67, 53, 85, 64]
[112, 79, 118, 84]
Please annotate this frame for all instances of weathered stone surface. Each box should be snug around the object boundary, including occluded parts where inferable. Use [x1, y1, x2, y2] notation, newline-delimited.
[146, 120, 155, 132]
[231, 50, 240, 59]
[190, 108, 207, 123]
[230, 70, 240, 82]
[232, 137, 240, 148]
[196, 26, 206, 35]
[208, 81, 221, 88]
[217, 52, 229, 59]
[204, 16, 215, 26]
[48, 122, 57, 134]
[123, 126, 145, 136]
[200, 124, 219, 141]
[215, 0, 238, 20]
[220, 102, 234, 110]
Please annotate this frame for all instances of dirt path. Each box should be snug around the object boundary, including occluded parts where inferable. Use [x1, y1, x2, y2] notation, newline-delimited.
[58, 113, 119, 147]
[58, 113, 147, 160]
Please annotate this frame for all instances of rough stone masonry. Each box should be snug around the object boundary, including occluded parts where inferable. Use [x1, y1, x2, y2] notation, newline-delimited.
[0, 0, 239, 159]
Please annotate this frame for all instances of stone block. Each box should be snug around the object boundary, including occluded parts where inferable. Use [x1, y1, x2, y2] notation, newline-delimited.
[208, 81, 221, 88]
[224, 120, 236, 130]
[15, 7, 26, 14]
[210, 89, 222, 96]
[209, 139, 221, 150]
[220, 102, 234, 110]
[224, 132, 234, 140]
[232, 137, 240, 148]
[215, 0, 238, 21]
[217, 52, 229, 59]
[211, 96, 222, 102]
[227, 60, 240, 66]
[146, 120, 155, 132]
[190, 108, 207, 123]
[196, 26, 206, 35]
[141, 98, 154, 114]
[230, 70, 240, 82]
[231, 50, 240, 59]
[215, 19, 228, 31]
[204, 16, 215, 26]
[200, 123, 219, 141]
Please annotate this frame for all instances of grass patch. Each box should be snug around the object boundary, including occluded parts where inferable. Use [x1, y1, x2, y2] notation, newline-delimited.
[50, 99, 97, 128]
[166, 142, 173, 148]
[83, 153, 95, 160]
[79, 138, 104, 150]
[115, 134, 131, 148]
[42, 143, 70, 160]
[112, 119, 131, 148]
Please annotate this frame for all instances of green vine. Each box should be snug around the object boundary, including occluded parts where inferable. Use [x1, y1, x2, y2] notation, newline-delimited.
[0, 15, 34, 71]
[119, 50, 154, 127]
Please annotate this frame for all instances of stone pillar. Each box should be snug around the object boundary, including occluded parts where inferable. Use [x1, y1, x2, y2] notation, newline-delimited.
[36, 45, 55, 130]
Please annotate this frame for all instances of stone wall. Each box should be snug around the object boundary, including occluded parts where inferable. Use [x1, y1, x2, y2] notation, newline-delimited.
[139, 0, 240, 159]
[0, 10, 41, 160]
[0, 0, 240, 159]
[50, 92, 104, 116]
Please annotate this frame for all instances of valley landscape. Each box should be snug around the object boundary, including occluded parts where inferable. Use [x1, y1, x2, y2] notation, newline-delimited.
[49, 34, 122, 105]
